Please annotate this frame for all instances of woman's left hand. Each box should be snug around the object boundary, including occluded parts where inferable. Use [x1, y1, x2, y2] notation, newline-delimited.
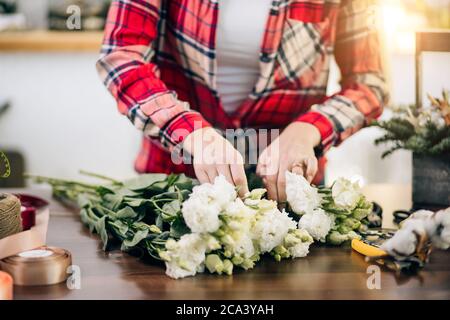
[256, 122, 321, 203]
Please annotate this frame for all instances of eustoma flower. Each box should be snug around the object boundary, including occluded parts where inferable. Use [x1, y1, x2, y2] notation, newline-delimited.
[286, 172, 372, 245]
[285, 171, 322, 215]
[298, 208, 334, 242]
[162, 175, 314, 278]
[331, 178, 362, 209]
[163, 233, 207, 279]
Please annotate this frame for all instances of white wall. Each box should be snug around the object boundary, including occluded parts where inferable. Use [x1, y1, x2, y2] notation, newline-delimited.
[0, 52, 449, 184]
[0, 52, 141, 181]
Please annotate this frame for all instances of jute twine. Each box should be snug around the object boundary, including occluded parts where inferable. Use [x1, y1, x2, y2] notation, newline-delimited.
[0, 193, 22, 240]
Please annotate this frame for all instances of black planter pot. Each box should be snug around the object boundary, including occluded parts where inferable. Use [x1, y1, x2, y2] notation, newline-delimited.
[412, 153, 450, 207]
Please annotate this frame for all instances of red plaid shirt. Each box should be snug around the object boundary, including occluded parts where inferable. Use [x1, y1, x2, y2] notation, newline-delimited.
[97, 0, 388, 176]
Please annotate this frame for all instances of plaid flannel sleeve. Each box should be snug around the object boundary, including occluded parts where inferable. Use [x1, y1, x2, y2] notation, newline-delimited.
[297, 0, 389, 152]
[96, 0, 211, 151]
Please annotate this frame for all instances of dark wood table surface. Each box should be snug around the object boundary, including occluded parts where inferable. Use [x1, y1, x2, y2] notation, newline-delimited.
[3, 184, 450, 300]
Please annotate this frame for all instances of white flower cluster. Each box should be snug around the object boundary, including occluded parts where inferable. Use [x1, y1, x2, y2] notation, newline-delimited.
[381, 207, 450, 258]
[161, 175, 313, 279]
[286, 172, 371, 245]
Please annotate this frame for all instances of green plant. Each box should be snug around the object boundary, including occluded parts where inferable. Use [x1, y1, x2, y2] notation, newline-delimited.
[372, 90, 450, 158]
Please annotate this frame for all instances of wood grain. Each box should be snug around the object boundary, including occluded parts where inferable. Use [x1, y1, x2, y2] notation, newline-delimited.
[3, 185, 450, 300]
[0, 31, 103, 52]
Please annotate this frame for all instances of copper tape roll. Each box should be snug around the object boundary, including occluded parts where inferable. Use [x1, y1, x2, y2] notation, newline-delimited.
[0, 246, 72, 286]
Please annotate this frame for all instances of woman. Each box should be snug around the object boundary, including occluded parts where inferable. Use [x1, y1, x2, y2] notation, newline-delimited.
[96, 0, 388, 203]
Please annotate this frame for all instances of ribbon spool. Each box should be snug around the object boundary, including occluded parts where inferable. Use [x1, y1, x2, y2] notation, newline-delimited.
[0, 193, 22, 240]
[0, 246, 72, 286]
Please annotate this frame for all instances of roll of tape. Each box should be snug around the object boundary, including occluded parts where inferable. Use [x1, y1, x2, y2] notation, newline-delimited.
[0, 271, 13, 300]
[0, 246, 72, 286]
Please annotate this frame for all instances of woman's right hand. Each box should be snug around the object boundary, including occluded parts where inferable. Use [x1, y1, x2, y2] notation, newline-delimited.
[183, 127, 249, 197]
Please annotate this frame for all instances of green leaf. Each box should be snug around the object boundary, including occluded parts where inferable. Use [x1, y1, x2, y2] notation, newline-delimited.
[113, 206, 138, 220]
[123, 229, 149, 247]
[173, 174, 196, 191]
[110, 220, 129, 237]
[77, 193, 91, 208]
[162, 200, 181, 217]
[124, 174, 168, 191]
[102, 193, 123, 210]
[170, 216, 190, 238]
[95, 216, 109, 250]
[155, 215, 164, 230]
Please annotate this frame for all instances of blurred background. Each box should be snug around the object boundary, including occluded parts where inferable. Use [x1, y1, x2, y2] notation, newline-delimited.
[0, 0, 449, 187]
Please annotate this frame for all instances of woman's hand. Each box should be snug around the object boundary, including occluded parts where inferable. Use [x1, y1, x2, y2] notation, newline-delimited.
[256, 122, 321, 203]
[183, 127, 249, 197]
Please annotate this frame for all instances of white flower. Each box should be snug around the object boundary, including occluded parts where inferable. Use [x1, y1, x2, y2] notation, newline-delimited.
[224, 197, 254, 218]
[181, 175, 238, 233]
[211, 175, 237, 209]
[298, 208, 334, 242]
[251, 208, 297, 253]
[164, 234, 206, 279]
[182, 193, 221, 233]
[285, 171, 322, 215]
[331, 178, 361, 209]
[289, 242, 312, 258]
[230, 233, 255, 259]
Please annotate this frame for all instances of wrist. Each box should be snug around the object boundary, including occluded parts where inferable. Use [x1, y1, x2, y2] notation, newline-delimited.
[182, 127, 217, 156]
[285, 122, 321, 147]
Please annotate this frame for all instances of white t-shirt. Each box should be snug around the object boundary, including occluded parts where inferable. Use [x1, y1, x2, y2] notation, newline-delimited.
[216, 0, 272, 115]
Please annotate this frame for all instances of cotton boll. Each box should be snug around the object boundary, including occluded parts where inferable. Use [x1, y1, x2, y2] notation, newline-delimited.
[381, 228, 418, 258]
[285, 171, 322, 215]
[331, 178, 361, 209]
[298, 208, 334, 242]
[431, 208, 450, 250]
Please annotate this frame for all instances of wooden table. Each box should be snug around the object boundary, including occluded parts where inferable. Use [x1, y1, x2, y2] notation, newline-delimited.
[3, 184, 450, 300]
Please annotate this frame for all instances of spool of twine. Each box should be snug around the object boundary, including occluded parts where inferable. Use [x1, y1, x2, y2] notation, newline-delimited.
[0, 193, 22, 240]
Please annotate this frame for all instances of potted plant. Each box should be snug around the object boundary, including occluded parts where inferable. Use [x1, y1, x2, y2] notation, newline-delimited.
[373, 90, 450, 207]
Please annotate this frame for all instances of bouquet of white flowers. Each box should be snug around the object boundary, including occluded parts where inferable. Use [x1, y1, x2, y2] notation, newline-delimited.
[286, 172, 373, 245]
[161, 175, 313, 278]
[31, 172, 313, 279]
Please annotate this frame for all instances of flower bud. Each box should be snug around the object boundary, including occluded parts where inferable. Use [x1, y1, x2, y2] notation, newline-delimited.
[248, 188, 267, 200]
[205, 235, 221, 252]
[241, 258, 255, 270]
[232, 255, 244, 265]
[284, 233, 301, 247]
[205, 254, 224, 274]
[221, 235, 235, 246]
[158, 251, 171, 262]
[165, 239, 177, 250]
[222, 259, 233, 275]
[149, 224, 162, 233]
[328, 231, 348, 245]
